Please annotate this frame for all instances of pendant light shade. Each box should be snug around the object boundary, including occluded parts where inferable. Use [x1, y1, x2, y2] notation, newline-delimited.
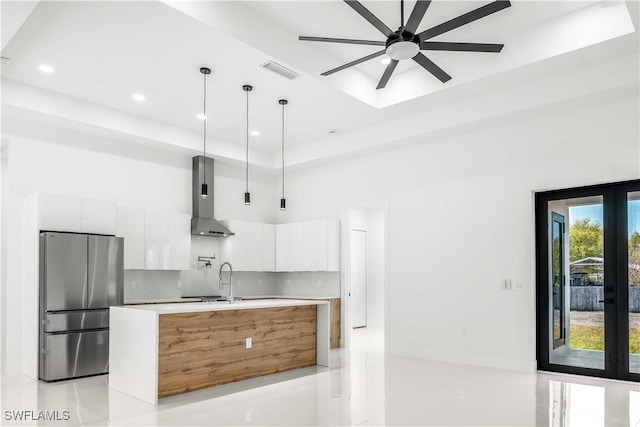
[279, 99, 288, 211]
[243, 84, 253, 206]
[200, 67, 211, 199]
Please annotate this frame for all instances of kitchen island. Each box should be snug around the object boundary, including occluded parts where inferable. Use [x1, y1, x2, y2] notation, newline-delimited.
[109, 299, 329, 404]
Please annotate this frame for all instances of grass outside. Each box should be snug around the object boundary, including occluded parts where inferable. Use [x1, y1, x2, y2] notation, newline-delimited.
[570, 325, 640, 353]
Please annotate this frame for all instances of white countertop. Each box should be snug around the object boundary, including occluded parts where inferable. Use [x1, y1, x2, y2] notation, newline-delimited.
[124, 297, 201, 305]
[113, 298, 328, 315]
[242, 295, 340, 300]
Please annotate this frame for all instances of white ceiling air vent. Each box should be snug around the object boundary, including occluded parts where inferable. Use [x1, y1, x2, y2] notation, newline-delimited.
[260, 61, 301, 80]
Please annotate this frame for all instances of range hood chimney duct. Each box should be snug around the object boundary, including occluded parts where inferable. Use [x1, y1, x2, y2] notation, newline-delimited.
[191, 156, 233, 237]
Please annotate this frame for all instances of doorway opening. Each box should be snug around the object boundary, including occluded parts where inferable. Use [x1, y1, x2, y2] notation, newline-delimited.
[342, 203, 389, 352]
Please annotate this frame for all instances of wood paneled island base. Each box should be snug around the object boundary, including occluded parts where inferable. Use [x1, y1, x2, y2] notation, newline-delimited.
[158, 305, 317, 398]
[109, 299, 329, 404]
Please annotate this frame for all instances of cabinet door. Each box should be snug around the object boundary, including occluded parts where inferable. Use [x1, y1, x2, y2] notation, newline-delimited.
[302, 221, 319, 271]
[327, 219, 340, 271]
[246, 221, 263, 271]
[38, 194, 81, 232]
[167, 213, 191, 270]
[262, 224, 276, 272]
[288, 222, 303, 272]
[144, 212, 168, 270]
[275, 224, 289, 272]
[116, 206, 145, 269]
[81, 199, 117, 235]
[317, 220, 329, 271]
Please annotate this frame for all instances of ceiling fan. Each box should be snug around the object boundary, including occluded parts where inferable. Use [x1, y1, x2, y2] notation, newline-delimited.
[299, 0, 511, 89]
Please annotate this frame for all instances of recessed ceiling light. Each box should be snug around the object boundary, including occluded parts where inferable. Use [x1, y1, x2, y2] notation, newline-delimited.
[196, 114, 208, 120]
[132, 93, 145, 102]
[250, 130, 260, 137]
[380, 58, 391, 65]
[38, 64, 55, 73]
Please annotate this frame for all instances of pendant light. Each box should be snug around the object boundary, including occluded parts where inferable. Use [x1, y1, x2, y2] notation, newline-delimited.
[279, 99, 288, 211]
[243, 85, 253, 206]
[199, 67, 211, 199]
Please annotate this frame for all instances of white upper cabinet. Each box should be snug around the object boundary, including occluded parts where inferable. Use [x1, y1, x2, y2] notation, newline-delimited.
[38, 194, 81, 232]
[167, 213, 191, 271]
[327, 219, 340, 272]
[275, 219, 340, 272]
[262, 223, 276, 272]
[275, 223, 289, 272]
[118, 208, 190, 271]
[221, 220, 271, 271]
[144, 211, 168, 270]
[116, 206, 145, 270]
[81, 198, 117, 235]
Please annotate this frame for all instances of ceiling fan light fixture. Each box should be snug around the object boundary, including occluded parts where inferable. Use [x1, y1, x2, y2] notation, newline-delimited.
[386, 40, 419, 61]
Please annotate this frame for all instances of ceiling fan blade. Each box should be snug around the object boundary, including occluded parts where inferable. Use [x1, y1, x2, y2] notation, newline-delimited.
[344, 0, 394, 37]
[412, 53, 451, 83]
[421, 42, 504, 52]
[404, 0, 432, 35]
[417, 0, 511, 41]
[321, 50, 386, 76]
[299, 36, 385, 46]
[376, 60, 399, 90]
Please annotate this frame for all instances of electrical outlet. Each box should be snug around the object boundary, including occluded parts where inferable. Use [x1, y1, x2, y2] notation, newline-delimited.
[176, 281, 182, 289]
[515, 281, 524, 290]
[317, 280, 322, 286]
[131, 280, 136, 289]
[246, 337, 252, 349]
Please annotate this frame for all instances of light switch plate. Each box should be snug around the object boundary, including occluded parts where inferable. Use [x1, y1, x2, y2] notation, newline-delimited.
[515, 281, 524, 290]
[246, 337, 252, 349]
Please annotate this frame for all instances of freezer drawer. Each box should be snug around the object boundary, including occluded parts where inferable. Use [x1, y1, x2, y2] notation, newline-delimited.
[40, 330, 109, 381]
[41, 233, 88, 311]
[88, 235, 124, 308]
[44, 310, 109, 333]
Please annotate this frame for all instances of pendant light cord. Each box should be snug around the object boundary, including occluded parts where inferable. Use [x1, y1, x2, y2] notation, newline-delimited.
[401, 0, 405, 27]
[281, 102, 285, 200]
[246, 89, 249, 194]
[203, 72, 207, 185]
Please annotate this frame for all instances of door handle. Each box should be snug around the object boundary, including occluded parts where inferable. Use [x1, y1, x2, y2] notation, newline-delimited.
[598, 298, 614, 304]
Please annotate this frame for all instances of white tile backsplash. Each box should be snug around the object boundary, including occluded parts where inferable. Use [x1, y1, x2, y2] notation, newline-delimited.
[125, 237, 340, 301]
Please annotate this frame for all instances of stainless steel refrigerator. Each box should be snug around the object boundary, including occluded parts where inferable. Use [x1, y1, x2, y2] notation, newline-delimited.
[39, 232, 124, 381]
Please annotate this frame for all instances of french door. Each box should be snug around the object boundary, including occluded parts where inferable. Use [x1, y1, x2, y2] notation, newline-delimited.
[536, 180, 640, 381]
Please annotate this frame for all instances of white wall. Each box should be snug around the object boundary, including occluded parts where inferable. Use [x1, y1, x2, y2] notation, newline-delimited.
[279, 93, 640, 371]
[1, 131, 277, 370]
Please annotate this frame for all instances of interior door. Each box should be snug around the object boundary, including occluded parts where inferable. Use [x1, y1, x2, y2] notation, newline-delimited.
[350, 230, 367, 328]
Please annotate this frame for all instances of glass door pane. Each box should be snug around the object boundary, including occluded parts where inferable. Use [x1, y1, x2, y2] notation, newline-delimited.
[627, 191, 640, 375]
[548, 196, 605, 370]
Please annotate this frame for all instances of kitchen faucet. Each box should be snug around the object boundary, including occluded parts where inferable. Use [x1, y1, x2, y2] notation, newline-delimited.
[218, 262, 234, 303]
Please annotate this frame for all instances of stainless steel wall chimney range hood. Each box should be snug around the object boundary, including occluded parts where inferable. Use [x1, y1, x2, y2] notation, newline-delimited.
[191, 156, 233, 237]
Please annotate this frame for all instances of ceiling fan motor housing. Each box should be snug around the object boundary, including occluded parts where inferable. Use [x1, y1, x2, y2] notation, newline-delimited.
[385, 31, 420, 61]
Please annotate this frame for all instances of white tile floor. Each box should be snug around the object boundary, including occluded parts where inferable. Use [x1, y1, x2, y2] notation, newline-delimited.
[1, 328, 640, 426]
